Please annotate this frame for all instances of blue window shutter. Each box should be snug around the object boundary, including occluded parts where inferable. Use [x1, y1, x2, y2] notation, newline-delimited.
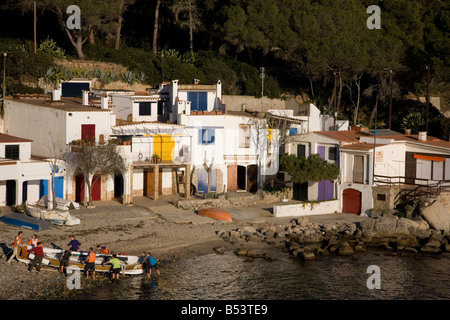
[188, 92, 198, 110]
[198, 92, 207, 111]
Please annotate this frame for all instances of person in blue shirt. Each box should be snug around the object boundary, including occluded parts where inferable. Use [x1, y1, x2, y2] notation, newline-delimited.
[143, 251, 160, 280]
[68, 236, 81, 252]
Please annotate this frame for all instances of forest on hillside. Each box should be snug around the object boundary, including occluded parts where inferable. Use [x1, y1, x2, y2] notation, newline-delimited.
[0, 0, 448, 139]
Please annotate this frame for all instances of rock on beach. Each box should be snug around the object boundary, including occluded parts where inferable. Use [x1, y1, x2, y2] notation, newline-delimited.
[220, 213, 450, 262]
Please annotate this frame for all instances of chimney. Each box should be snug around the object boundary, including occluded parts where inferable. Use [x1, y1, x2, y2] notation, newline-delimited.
[418, 131, 427, 141]
[82, 90, 89, 106]
[194, 79, 200, 85]
[101, 93, 109, 109]
[52, 86, 61, 101]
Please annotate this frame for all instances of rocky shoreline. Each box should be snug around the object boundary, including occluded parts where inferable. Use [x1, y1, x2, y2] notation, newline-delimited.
[218, 214, 450, 261]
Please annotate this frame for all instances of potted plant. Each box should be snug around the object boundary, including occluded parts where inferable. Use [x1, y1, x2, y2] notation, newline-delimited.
[191, 110, 198, 115]
[152, 154, 161, 163]
[216, 107, 223, 115]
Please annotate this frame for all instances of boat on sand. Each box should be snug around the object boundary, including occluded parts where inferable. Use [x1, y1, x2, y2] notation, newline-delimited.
[198, 207, 233, 222]
[25, 204, 81, 226]
[16, 245, 144, 275]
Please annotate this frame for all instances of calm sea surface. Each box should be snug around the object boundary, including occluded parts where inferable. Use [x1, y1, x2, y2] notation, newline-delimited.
[73, 248, 450, 300]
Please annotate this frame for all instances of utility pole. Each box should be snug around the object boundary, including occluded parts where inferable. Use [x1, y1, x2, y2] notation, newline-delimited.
[2, 52, 7, 117]
[260, 67, 265, 98]
[388, 69, 393, 130]
[425, 65, 429, 133]
[333, 72, 337, 131]
[34, 1, 37, 54]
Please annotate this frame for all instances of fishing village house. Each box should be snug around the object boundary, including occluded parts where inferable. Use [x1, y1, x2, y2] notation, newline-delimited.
[1, 76, 346, 208]
[3, 87, 119, 204]
[283, 126, 450, 216]
[0, 133, 54, 207]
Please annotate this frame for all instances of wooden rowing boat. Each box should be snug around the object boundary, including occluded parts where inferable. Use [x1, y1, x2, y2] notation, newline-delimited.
[198, 207, 233, 221]
[17, 246, 144, 275]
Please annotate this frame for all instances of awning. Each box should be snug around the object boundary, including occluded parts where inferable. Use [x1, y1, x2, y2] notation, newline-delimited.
[414, 154, 445, 162]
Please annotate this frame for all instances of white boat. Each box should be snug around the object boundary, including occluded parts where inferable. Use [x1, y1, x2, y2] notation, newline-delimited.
[25, 204, 81, 226]
[17, 246, 144, 275]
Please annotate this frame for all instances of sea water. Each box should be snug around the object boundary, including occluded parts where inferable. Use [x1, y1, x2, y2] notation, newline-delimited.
[73, 248, 450, 300]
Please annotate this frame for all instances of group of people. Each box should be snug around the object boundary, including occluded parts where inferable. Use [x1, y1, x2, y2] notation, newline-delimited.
[7, 231, 45, 272]
[6, 232, 160, 281]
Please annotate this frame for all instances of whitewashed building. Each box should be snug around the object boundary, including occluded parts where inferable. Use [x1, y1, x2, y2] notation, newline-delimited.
[0, 133, 54, 206]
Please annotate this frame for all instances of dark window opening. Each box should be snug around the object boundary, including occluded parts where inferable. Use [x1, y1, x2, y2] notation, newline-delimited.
[5, 145, 19, 160]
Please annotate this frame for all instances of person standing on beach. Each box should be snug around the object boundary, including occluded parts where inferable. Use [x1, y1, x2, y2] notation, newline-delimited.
[7, 231, 23, 263]
[27, 234, 39, 249]
[59, 249, 72, 276]
[104, 254, 124, 281]
[143, 251, 160, 280]
[27, 242, 44, 272]
[84, 247, 96, 280]
[68, 236, 81, 252]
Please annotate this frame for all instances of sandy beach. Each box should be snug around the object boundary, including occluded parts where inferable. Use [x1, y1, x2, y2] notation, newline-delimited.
[0, 195, 368, 300]
[0, 196, 277, 299]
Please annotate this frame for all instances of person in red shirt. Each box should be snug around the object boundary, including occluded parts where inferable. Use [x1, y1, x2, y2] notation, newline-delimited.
[27, 242, 44, 272]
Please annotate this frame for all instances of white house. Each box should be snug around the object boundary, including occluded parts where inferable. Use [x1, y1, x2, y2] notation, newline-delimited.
[3, 94, 116, 203]
[340, 130, 450, 215]
[283, 126, 450, 216]
[109, 122, 192, 201]
[159, 79, 225, 122]
[0, 133, 54, 206]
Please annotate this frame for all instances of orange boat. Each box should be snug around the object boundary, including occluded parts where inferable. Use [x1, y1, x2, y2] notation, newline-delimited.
[198, 207, 233, 222]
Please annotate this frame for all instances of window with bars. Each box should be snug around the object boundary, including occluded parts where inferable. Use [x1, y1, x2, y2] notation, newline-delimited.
[5, 145, 20, 160]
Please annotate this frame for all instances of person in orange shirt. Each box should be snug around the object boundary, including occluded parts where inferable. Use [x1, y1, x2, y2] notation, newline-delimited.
[84, 247, 96, 280]
[97, 245, 110, 255]
[7, 231, 23, 263]
[28, 234, 39, 249]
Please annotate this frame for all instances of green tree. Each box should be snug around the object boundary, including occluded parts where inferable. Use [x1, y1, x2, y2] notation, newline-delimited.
[280, 153, 339, 184]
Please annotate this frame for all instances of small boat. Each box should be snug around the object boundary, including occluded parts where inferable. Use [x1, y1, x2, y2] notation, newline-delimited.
[17, 245, 144, 275]
[25, 204, 81, 226]
[0, 212, 53, 230]
[198, 207, 233, 222]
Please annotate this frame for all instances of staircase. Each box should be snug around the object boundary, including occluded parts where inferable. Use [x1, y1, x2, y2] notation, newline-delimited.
[394, 184, 441, 208]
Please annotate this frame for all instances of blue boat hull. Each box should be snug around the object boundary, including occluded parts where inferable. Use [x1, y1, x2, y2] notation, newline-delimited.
[0, 212, 52, 231]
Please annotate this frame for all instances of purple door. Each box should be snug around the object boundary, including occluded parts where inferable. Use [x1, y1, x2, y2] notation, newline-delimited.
[317, 146, 334, 201]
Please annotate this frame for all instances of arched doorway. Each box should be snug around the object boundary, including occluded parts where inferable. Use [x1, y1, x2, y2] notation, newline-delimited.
[342, 188, 362, 214]
[114, 174, 124, 199]
[6, 180, 16, 206]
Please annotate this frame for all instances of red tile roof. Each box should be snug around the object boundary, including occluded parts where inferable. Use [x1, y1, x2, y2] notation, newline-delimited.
[314, 130, 363, 142]
[0, 133, 33, 143]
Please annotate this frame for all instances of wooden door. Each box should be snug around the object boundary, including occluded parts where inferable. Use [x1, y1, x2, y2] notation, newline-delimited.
[91, 174, 101, 201]
[81, 124, 95, 142]
[342, 188, 361, 214]
[145, 169, 162, 196]
[227, 165, 237, 191]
